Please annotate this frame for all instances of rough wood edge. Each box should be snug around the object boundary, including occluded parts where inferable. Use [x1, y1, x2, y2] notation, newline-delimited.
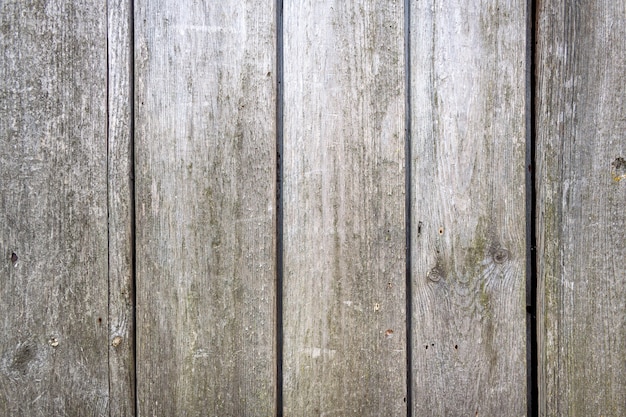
[107, 0, 135, 415]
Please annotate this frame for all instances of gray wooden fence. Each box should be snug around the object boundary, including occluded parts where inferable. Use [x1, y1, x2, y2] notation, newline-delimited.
[1, 1, 624, 416]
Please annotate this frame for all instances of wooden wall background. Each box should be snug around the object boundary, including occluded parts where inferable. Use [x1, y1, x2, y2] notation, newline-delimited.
[0, 1, 624, 416]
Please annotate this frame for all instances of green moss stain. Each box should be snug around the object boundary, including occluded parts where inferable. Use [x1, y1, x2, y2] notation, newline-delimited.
[464, 229, 488, 279]
[479, 280, 492, 318]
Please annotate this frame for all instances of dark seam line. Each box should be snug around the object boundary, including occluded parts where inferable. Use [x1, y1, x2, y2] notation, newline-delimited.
[526, 0, 538, 416]
[404, 0, 413, 415]
[129, 0, 138, 414]
[275, 0, 285, 416]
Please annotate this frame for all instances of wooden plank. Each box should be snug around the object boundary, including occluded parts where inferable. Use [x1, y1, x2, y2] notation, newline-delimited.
[107, 0, 135, 415]
[536, 2, 626, 415]
[282, 1, 407, 415]
[0, 2, 110, 416]
[410, 0, 527, 414]
[134, 1, 277, 415]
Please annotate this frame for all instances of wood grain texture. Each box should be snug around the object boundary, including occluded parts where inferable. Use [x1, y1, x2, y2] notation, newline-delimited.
[410, 0, 527, 414]
[0, 1, 109, 415]
[107, 0, 135, 415]
[536, 2, 626, 415]
[134, 1, 277, 415]
[282, 1, 407, 415]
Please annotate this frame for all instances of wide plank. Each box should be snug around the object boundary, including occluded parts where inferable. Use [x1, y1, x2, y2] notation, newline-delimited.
[0, 1, 109, 415]
[536, 2, 626, 415]
[410, 0, 527, 414]
[134, 1, 277, 415]
[282, 1, 407, 415]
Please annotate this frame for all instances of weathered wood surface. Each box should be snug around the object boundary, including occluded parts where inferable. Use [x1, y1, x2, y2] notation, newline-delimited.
[0, 1, 110, 416]
[5, 2, 626, 415]
[410, 0, 527, 414]
[282, 1, 407, 415]
[134, 1, 277, 415]
[107, 0, 136, 415]
[536, 2, 626, 416]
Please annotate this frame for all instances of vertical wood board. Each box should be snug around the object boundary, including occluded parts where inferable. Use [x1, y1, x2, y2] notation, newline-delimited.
[107, 0, 136, 415]
[410, 0, 527, 414]
[134, 1, 277, 415]
[0, 1, 110, 415]
[536, 2, 626, 415]
[283, 1, 407, 415]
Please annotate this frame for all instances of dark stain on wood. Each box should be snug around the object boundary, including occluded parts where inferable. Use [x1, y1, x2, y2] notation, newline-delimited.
[10, 341, 37, 375]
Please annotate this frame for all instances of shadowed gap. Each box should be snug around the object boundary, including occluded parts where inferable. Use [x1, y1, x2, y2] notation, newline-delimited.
[275, 0, 285, 415]
[525, 0, 538, 416]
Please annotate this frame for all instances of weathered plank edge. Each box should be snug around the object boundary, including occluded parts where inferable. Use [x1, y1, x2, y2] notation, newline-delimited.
[403, 0, 414, 414]
[107, 0, 135, 415]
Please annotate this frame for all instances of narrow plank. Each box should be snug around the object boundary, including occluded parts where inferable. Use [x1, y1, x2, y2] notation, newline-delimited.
[536, 2, 626, 415]
[134, 1, 277, 415]
[410, 1, 527, 415]
[107, 0, 135, 415]
[282, 1, 407, 415]
[0, 1, 110, 415]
